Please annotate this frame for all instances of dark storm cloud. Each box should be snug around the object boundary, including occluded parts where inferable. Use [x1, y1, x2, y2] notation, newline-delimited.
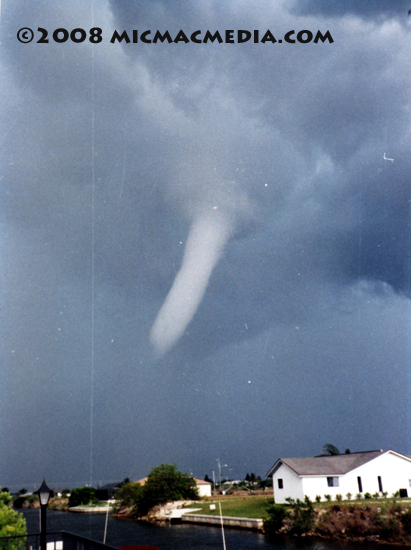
[1, 0, 411, 487]
[290, 0, 410, 18]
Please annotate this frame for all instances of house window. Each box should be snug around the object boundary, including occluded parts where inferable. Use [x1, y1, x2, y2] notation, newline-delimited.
[378, 476, 383, 493]
[357, 476, 363, 493]
[327, 477, 339, 487]
[278, 479, 283, 489]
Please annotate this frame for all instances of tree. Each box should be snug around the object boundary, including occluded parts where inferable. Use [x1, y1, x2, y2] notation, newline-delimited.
[0, 491, 26, 550]
[204, 474, 211, 483]
[321, 444, 340, 456]
[141, 464, 199, 513]
[113, 464, 199, 517]
[68, 487, 99, 507]
[113, 482, 144, 512]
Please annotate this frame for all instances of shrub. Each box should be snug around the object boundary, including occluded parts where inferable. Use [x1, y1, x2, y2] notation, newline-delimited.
[315, 495, 321, 503]
[317, 504, 380, 538]
[288, 496, 315, 536]
[346, 492, 352, 500]
[355, 493, 362, 500]
[364, 492, 372, 500]
[372, 492, 379, 499]
[263, 503, 288, 534]
[336, 494, 342, 501]
[0, 498, 26, 550]
[324, 494, 331, 501]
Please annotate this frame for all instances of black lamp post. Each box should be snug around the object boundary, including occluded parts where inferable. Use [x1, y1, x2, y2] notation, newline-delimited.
[37, 479, 52, 550]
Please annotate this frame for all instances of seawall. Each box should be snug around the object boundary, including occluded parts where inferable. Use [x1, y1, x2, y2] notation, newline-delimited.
[182, 513, 263, 530]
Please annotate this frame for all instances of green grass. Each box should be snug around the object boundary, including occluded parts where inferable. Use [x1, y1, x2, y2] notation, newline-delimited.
[187, 497, 272, 519]
[185, 495, 411, 520]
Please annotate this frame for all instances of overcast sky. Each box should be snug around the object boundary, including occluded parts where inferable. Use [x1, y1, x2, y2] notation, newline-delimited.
[1, 0, 411, 491]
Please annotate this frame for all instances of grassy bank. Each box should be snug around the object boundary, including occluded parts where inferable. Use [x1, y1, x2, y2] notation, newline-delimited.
[186, 496, 271, 519]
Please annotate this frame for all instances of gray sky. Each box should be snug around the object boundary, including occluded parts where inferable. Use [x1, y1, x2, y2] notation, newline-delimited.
[1, 0, 411, 490]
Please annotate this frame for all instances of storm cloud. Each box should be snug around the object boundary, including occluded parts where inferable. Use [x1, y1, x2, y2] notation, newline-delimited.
[1, 0, 410, 489]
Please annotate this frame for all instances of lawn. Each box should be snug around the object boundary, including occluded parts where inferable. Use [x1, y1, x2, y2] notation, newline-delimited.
[187, 496, 272, 519]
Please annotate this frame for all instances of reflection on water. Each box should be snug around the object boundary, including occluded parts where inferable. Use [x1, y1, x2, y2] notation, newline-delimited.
[19, 509, 395, 550]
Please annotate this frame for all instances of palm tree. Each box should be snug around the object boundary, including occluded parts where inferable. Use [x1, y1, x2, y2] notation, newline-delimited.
[322, 444, 340, 456]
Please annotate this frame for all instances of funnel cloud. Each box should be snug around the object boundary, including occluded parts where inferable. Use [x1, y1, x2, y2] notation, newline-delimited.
[150, 210, 231, 356]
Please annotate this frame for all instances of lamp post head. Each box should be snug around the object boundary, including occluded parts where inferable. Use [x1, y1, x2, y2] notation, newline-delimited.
[37, 479, 52, 507]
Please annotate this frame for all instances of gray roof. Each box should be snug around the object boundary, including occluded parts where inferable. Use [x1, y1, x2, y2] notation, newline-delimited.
[266, 450, 410, 478]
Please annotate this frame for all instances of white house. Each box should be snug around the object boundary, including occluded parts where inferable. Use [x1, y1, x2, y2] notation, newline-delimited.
[266, 450, 411, 504]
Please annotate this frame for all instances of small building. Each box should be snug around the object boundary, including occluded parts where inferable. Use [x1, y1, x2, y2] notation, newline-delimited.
[266, 450, 411, 504]
[193, 478, 212, 498]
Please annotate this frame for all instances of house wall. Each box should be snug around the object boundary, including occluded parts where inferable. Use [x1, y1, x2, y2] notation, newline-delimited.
[347, 452, 411, 497]
[272, 463, 304, 504]
[196, 484, 212, 497]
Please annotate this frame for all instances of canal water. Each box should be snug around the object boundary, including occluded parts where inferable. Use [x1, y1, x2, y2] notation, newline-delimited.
[19, 508, 391, 550]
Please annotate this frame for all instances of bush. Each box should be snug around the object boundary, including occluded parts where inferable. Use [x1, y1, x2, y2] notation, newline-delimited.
[324, 494, 331, 501]
[364, 492, 372, 500]
[315, 495, 321, 503]
[263, 503, 288, 534]
[288, 496, 315, 536]
[317, 504, 380, 538]
[0, 496, 26, 550]
[68, 487, 99, 507]
[336, 494, 342, 501]
[346, 492, 352, 500]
